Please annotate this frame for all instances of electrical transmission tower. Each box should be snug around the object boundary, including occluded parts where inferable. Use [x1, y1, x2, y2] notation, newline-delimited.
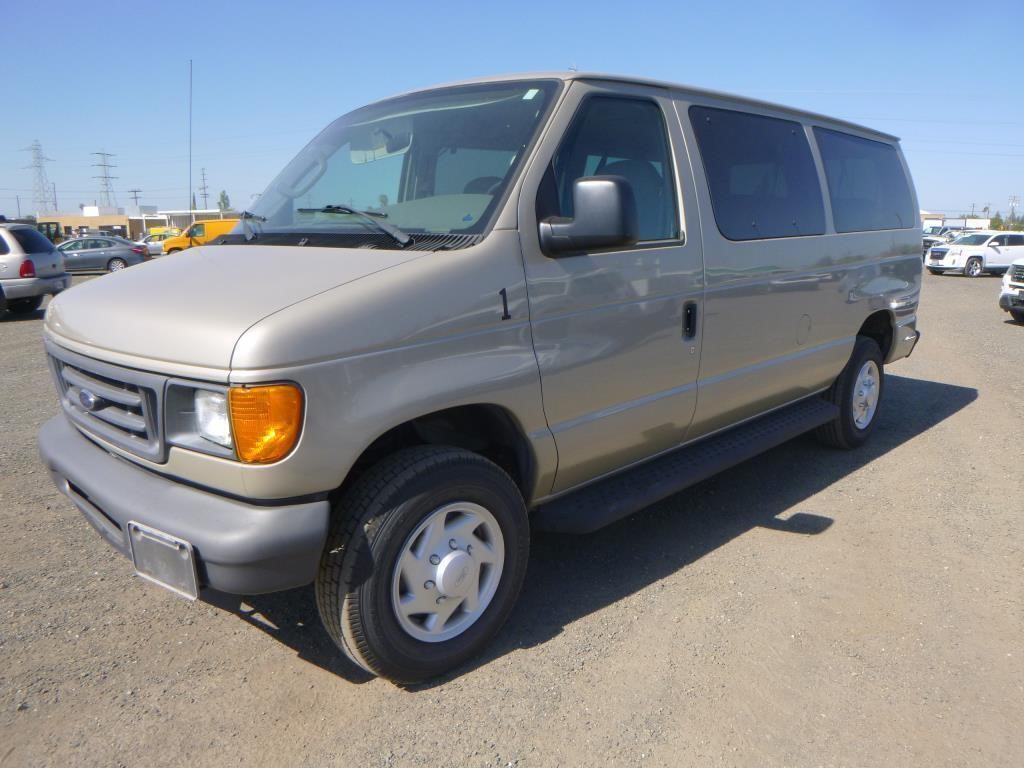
[92, 151, 118, 207]
[199, 167, 209, 209]
[23, 139, 56, 214]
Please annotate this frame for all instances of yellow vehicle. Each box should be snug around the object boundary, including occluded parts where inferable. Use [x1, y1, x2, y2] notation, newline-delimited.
[146, 226, 180, 237]
[162, 219, 239, 253]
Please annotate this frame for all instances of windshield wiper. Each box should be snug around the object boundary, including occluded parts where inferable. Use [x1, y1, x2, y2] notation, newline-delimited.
[297, 205, 412, 247]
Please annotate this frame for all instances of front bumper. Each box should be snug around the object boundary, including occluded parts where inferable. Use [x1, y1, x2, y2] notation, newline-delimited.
[999, 289, 1024, 312]
[1, 273, 70, 300]
[38, 415, 330, 595]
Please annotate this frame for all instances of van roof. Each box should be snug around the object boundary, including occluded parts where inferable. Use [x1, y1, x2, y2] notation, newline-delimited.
[386, 72, 900, 143]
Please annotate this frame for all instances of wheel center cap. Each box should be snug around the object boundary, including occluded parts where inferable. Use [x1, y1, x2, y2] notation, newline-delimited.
[436, 551, 474, 598]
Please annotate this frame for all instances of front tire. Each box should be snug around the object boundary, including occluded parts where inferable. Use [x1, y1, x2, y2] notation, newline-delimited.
[1010, 309, 1024, 323]
[816, 336, 884, 449]
[964, 257, 984, 277]
[316, 446, 529, 683]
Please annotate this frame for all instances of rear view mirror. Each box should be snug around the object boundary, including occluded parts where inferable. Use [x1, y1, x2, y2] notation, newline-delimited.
[539, 176, 639, 256]
[349, 119, 413, 164]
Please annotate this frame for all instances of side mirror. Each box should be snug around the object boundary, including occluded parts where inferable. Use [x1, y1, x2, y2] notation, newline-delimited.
[539, 176, 638, 256]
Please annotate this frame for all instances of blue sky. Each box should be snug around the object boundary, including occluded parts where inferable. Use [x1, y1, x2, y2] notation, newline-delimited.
[2, 0, 1021, 219]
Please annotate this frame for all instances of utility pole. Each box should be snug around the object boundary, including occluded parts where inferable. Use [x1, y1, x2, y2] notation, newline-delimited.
[199, 167, 209, 209]
[51, 182, 58, 212]
[15, 194, 21, 218]
[127, 188, 142, 206]
[91, 151, 118, 207]
[1010, 195, 1020, 223]
[188, 58, 193, 222]
[23, 139, 54, 215]
[970, 203, 976, 216]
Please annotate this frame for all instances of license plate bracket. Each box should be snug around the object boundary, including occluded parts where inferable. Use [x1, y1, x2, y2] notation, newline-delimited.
[126, 521, 199, 600]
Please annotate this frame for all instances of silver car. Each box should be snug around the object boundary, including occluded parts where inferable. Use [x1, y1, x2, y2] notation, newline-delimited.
[57, 236, 149, 273]
[0, 223, 69, 315]
[137, 232, 174, 256]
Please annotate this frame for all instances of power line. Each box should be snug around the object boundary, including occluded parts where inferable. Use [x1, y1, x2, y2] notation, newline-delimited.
[91, 151, 118, 207]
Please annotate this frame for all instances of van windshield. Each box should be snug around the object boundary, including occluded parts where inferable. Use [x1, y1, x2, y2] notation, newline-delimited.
[236, 80, 559, 249]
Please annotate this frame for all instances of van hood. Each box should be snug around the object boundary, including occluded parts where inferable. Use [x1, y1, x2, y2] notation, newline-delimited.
[45, 244, 424, 370]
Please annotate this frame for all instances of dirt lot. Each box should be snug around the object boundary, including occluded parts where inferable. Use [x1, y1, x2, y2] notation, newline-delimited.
[1, 272, 1022, 767]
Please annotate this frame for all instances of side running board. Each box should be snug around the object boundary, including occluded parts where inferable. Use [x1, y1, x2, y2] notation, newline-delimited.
[532, 396, 839, 534]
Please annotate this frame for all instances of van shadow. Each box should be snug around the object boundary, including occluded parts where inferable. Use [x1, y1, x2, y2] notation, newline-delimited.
[0, 308, 45, 322]
[207, 374, 976, 686]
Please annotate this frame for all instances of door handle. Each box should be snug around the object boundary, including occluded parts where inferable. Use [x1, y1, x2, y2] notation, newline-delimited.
[683, 302, 698, 340]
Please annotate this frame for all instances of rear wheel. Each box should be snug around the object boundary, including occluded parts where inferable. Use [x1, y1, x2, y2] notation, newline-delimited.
[964, 257, 984, 277]
[7, 296, 43, 314]
[316, 446, 529, 683]
[816, 336, 884, 449]
[107, 258, 127, 272]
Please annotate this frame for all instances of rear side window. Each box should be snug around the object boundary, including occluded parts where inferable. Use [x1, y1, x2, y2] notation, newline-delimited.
[9, 227, 55, 254]
[690, 106, 825, 240]
[1007, 235, 1024, 246]
[813, 128, 915, 232]
[0, 233, 9, 255]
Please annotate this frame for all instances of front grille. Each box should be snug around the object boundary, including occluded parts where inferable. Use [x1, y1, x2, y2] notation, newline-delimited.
[929, 248, 948, 260]
[1011, 264, 1024, 283]
[47, 341, 167, 462]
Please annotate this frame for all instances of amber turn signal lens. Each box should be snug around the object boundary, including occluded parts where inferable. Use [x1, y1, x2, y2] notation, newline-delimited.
[228, 384, 303, 464]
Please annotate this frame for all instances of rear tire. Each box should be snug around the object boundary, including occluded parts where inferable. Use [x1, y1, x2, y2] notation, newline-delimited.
[7, 296, 43, 314]
[315, 446, 529, 684]
[964, 257, 983, 277]
[107, 258, 127, 272]
[815, 336, 884, 449]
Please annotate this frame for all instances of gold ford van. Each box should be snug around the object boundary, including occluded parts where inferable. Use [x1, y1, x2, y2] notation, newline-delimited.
[39, 73, 920, 684]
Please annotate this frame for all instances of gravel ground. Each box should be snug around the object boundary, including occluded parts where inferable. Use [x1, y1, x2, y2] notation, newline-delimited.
[1, 272, 1022, 767]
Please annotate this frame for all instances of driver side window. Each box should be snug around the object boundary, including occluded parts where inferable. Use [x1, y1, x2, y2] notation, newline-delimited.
[537, 96, 678, 242]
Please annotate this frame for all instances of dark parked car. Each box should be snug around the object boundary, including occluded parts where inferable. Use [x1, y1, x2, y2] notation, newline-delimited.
[57, 236, 149, 273]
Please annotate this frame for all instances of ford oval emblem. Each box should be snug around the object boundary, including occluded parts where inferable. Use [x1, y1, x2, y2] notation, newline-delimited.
[79, 389, 99, 411]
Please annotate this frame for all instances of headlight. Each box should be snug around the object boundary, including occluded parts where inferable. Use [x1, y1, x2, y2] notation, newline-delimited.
[195, 390, 232, 448]
[166, 381, 303, 463]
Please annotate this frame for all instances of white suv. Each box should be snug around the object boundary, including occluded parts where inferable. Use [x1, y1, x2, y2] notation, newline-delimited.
[927, 231, 1024, 277]
[999, 258, 1024, 322]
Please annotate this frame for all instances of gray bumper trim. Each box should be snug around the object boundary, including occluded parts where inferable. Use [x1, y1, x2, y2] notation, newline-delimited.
[1, 274, 70, 299]
[38, 415, 329, 595]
